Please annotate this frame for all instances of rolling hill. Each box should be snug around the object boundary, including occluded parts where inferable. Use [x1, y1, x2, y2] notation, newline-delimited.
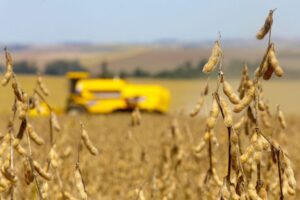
[1, 39, 300, 77]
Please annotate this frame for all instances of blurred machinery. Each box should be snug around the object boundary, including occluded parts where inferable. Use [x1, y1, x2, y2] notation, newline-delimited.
[31, 72, 170, 115]
[66, 72, 170, 114]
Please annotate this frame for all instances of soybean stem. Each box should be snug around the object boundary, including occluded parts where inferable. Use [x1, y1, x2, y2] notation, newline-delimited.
[276, 151, 284, 200]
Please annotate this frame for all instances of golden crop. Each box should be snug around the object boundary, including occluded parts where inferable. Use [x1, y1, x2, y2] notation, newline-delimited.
[0, 9, 298, 200]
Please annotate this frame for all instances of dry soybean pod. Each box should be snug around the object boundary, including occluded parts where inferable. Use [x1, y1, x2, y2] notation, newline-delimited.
[23, 158, 34, 185]
[11, 78, 23, 102]
[136, 188, 146, 200]
[268, 44, 284, 77]
[0, 134, 10, 156]
[17, 101, 27, 120]
[33, 161, 52, 181]
[277, 105, 287, 129]
[131, 107, 142, 127]
[222, 80, 240, 104]
[233, 116, 245, 131]
[50, 111, 61, 132]
[238, 63, 249, 98]
[1, 70, 13, 86]
[282, 154, 296, 191]
[233, 82, 255, 113]
[256, 44, 272, 79]
[255, 59, 269, 78]
[220, 98, 233, 127]
[263, 64, 274, 80]
[61, 191, 78, 200]
[27, 123, 45, 145]
[12, 138, 27, 156]
[49, 145, 59, 168]
[202, 40, 221, 73]
[41, 182, 49, 199]
[37, 74, 49, 96]
[261, 111, 271, 128]
[193, 140, 206, 154]
[256, 9, 274, 40]
[75, 167, 87, 200]
[1, 48, 13, 86]
[258, 99, 265, 111]
[190, 94, 204, 117]
[61, 146, 72, 158]
[1, 167, 17, 184]
[80, 123, 99, 156]
[206, 98, 219, 129]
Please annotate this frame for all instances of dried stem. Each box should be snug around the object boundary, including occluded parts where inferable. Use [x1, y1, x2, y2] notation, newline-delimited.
[213, 92, 232, 182]
[271, 105, 280, 137]
[211, 44, 234, 183]
[9, 129, 14, 200]
[8, 98, 17, 200]
[256, 162, 263, 192]
[49, 119, 54, 146]
[276, 150, 284, 200]
[76, 131, 88, 196]
[55, 169, 64, 194]
[226, 127, 232, 182]
[208, 136, 213, 172]
[33, 90, 52, 111]
[34, 89, 56, 145]
[204, 132, 213, 183]
[256, 128, 287, 156]
[26, 129, 43, 200]
[268, 18, 273, 46]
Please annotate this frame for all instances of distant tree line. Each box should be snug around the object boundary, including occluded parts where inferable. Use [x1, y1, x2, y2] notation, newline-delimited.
[0, 59, 211, 79]
[0, 58, 266, 78]
[0, 61, 38, 74]
[95, 59, 209, 79]
[0, 59, 274, 78]
[153, 60, 207, 78]
[1, 58, 299, 79]
[44, 60, 86, 75]
[0, 60, 86, 75]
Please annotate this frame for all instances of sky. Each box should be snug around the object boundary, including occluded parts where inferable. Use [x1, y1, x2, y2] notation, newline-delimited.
[0, 0, 299, 44]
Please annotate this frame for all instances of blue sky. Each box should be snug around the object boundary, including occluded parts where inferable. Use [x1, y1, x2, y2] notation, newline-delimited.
[0, 0, 298, 44]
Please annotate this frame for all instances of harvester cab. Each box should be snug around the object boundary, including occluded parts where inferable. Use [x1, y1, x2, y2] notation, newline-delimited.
[67, 71, 89, 95]
[66, 71, 90, 114]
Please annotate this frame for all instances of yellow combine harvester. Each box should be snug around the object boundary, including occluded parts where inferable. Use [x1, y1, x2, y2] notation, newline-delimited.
[66, 72, 170, 114]
[31, 72, 171, 115]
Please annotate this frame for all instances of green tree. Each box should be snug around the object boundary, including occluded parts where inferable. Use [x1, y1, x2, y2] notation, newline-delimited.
[44, 60, 86, 75]
[119, 70, 129, 79]
[154, 60, 205, 79]
[132, 67, 150, 77]
[99, 61, 113, 78]
[13, 61, 37, 74]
